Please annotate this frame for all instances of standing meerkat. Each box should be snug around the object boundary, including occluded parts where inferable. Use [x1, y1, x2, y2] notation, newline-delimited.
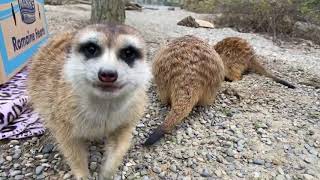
[27, 24, 151, 179]
[214, 37, 295, 88]
[144, 35, 225, 146]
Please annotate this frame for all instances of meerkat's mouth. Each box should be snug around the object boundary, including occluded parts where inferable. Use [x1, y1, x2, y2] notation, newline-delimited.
[93, 83, 125, 92]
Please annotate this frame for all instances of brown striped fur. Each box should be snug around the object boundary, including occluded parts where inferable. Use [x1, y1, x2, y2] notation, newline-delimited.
[214, 37, 295, 88]
[144, 35, 225, 146]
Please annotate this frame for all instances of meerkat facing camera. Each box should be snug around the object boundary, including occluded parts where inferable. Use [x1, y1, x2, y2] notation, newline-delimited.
[214, 37, 295, 88]
[144, 35, 225, 146]
[27, 24, 151, 179]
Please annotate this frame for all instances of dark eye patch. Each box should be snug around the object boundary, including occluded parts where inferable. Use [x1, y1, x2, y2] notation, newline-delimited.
[118, 46, 142, 67]
[78, 42, 102, 59]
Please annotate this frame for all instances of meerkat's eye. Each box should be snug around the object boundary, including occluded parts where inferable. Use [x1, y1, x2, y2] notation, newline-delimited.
[79, 42, 102, 59]
[118, 46, 141, 66]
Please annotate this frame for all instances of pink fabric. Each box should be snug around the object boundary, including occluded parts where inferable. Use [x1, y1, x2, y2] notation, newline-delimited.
[0, 68, 45, 140]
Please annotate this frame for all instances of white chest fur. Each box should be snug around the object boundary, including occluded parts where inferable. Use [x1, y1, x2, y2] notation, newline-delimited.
[72, 95, 133, 139]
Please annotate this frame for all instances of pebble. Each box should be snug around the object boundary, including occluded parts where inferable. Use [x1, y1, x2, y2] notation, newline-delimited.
[169, 165, 177, 172]
[152, 167, 161, 174]
[0, 172, 7, 177]
[214, 169, 225, 177]
[14, 175, 24, 180]
[63, 173, 71, 179]
[13, 163, 20, 169]
[253, 159, 265, 165]
[200, 168, 211, 177]
[42, 144, 55, 154]
[10, 140, 19, 145]
[5, 156, 12, 162]
[90, 162, 97, 170]
[13, 149, 22, 159]
[35, 166, 44, 175]
[275, 175, 286, 180]
[10, 170, 21, 177]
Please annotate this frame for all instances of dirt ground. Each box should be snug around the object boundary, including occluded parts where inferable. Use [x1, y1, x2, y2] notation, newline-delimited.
[0, 4, 319, 180]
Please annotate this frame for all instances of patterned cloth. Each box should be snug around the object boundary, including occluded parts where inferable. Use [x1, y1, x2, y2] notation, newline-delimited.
[0, 68, 45, 140]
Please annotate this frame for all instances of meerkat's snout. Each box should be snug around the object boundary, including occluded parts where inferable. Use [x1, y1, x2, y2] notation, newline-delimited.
[98, 69, 118, 83]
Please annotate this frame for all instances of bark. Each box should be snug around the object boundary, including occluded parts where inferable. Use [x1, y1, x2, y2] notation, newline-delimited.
[91, 0, 126, 24]
[45, 0, 63, 5]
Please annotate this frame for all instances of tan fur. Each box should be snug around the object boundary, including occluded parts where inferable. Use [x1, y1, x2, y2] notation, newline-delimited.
[145, 35, 224, 145]
[27, 24, 149, 179]
[214, 37, 295, 88]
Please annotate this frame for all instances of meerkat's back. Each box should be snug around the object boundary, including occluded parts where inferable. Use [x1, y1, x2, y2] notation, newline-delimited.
[144, 35, 224, 146]
[214, 37, 295, 88]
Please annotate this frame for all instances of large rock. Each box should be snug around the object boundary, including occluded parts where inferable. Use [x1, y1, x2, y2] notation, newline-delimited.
[177, 16, 214, 29]
[293, 21, 320, 44]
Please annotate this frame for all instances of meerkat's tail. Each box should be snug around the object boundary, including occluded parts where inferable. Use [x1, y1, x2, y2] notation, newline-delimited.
[144, 88, 199, 146]
[250, 57, 296, 89]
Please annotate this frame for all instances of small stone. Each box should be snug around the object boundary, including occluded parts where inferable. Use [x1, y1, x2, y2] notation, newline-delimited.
[10, 170, 22, 177]
[63, 173, 71, 179]
[35, 166, 44, 175]
[90, 162, 97, 170]
[169, 165, 177, 172]
[275, 175, 286, 180]
[302, 174, 314, 180]
[214, 169, 224, 177]
[35, 155, 44, 159]
[42, 144, 54, 154]
[0, 158, 4, 165]
[5, 156, 12, 161]
[25, 163, 33, 167]
[142, 176, 149, 180]
[25, 173, 33, 177]
[13, 163, 20, 169]
[54, 154, 60, 159]
[13, 149, 22, 159]
[0, 172, 8, 177]
[40, 159, 48, 163]
[10, 140, 19, 145]
[137, 123, 145, 128]
[200, 168, 210, 177]
[42, 163, 51, 168]
[253, 159, 265, 165]
[152, 167, 161, 174]
[36, 174, 45, 179]
[226, 148, 235, 157]
[304, 157, 313, 164]
[14, 175, 24, 180]
[175, 152, 183, 159]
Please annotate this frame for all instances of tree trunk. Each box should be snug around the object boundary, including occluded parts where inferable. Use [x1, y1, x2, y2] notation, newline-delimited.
[91, 0, 125, 24]
[45, 0, 63, 5]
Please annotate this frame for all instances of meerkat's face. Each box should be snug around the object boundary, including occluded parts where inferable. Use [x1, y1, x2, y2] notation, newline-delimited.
[64, 24, 151, 99]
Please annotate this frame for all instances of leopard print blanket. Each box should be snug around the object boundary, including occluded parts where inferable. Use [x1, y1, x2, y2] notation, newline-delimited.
[0, 67, 45, 140]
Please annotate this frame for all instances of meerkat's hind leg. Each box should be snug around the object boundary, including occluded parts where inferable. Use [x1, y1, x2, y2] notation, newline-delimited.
[99, 124, 134, 180]
[54, 130, 90, 180]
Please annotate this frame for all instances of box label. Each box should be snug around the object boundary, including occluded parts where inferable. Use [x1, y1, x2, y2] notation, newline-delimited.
[0, 0, 48, 77]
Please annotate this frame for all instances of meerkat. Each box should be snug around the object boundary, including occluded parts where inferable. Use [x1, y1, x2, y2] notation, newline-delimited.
[27, 23, 151, 179]
[214, 37, 295, 88]
[144, 35, 225, 146]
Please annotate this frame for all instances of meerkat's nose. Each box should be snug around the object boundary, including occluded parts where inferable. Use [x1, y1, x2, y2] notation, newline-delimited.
[98, 70, 118, 83]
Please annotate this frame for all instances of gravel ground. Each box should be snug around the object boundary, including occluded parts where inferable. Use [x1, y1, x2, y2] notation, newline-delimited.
[1, 4, 320, 180]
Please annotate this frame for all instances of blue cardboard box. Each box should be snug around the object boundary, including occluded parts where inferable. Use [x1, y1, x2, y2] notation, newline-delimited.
[0, 0, 48, 84]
